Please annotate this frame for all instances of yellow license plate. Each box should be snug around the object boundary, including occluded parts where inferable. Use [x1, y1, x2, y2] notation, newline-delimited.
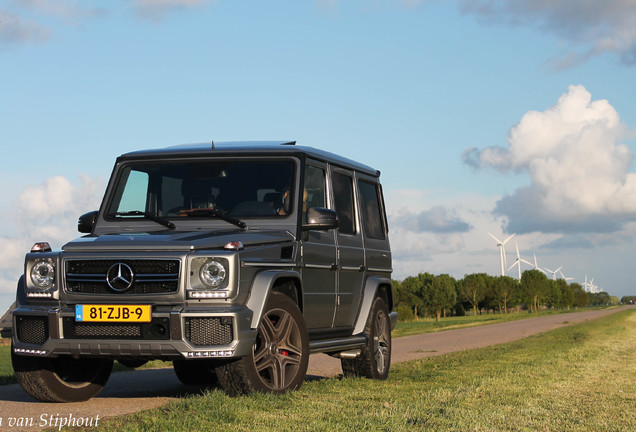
[75, 305, 151, 322]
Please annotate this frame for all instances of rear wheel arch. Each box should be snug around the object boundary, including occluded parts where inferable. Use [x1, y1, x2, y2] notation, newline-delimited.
[377, 282, 394, 312]
[353, 276, 393, 335]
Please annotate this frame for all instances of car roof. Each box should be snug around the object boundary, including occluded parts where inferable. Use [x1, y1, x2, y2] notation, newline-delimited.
[119, 141, 381, 177]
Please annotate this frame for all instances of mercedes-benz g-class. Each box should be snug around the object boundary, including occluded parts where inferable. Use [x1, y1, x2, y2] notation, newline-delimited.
[12, 141, 396, 401]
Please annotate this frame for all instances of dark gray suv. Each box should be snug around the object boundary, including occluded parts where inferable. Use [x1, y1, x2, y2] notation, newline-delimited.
[12, 141, 396, 401]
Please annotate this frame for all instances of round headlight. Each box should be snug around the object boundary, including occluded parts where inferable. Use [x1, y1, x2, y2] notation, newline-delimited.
[31, 261, 55, 288]
[199, 260, 226, 288]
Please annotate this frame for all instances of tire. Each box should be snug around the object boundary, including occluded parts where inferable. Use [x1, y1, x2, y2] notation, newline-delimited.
[12, 348, 113, 402]
[216, 292, 309, 396]
[173, 359, 219, 386]
[341, 296, 392, 380]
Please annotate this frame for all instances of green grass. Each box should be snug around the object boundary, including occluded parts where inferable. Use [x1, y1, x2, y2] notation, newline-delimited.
[88, 309, 636, 432]
[0, 344, 12, 386]
[392, 306, 614, 338]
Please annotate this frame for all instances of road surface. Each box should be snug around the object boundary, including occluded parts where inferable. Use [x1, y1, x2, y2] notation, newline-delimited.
[0, 306, 631, 431]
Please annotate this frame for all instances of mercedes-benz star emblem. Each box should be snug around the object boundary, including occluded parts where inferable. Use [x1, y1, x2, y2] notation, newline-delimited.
[106, 263, 134, 292]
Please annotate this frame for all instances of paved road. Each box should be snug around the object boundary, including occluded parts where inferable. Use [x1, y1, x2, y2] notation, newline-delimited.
[0, 306, 631, 431]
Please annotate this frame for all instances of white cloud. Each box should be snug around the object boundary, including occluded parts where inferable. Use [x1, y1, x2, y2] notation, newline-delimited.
[387, 188, 496, 279]
[0, 175, 105, 298]
[1, 1, 104, 46]
[459, 0, 636, 67]
[132, 0, 213, 21]
[14, 0, 104, 20]
[462, 85, 636, 233]
[393, 205, 472, 233]
[0, 8, 50, 45]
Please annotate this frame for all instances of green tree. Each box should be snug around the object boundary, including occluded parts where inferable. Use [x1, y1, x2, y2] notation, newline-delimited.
[520, 270, 549, 312]
[459, 273, 488, 316]
[544, 279, 562, 309]
[400, 273, 434, 319]
[594, 292, 611, 305]
[424, 274, 457, 321]
[393, 279, 416, 321]
[481, 274, 498, 312]
[491, 276, 518, 314]
[620, 295, 636, 304]
[558, 280, 574, 309]
[572, 283, 589, 308]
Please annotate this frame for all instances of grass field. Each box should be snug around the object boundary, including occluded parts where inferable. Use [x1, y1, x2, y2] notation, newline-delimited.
[88, 308, 636, 431]
[391, 306, 614, 337]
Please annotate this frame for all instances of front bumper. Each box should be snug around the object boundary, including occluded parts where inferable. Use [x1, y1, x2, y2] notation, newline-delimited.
[12, 304, 257, 360]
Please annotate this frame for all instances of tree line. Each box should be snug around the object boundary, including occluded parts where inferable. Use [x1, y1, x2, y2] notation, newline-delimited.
[394, 269, 621, 321]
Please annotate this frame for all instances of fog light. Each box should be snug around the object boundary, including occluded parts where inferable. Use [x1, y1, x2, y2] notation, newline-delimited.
[185, 349, 234, 358]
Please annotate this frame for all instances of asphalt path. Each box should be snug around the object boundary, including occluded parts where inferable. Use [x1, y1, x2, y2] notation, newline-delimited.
[0, 306, 631, 431]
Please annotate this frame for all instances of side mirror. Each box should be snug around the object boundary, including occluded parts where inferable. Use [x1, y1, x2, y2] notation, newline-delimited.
[78, 211, 98, 234]
[302, 207, 339, 231]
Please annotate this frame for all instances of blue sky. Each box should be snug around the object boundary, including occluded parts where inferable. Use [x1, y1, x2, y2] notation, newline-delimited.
[1, 0, 636, 311]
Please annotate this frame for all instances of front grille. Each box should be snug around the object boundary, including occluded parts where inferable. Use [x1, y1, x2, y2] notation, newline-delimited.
[62, 317, 170, 340]
[65, 259, 181, 295]
[185, 317, 233, 346]
[16, 316, 49, 344]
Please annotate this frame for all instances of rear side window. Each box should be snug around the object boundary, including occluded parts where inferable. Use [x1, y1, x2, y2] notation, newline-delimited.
[358, 180, 385, 239]
[332, 172, 355, 235]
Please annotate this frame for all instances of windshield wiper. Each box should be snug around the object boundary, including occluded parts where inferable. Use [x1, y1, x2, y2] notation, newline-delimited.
[183, 209, 247, 230]
[113, 211, 176, 230]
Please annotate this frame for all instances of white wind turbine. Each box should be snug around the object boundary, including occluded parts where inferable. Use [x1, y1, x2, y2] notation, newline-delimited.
[583, 275, 591, 292]
[544, 266, 563, 281]
[558, 269, 574, 281]
[488, 232, 515, 276]
[589, 278, 600, 294]
[527, 254, 547, 274]
[583, 275, 599, 293]
[507, 242, 533, 279]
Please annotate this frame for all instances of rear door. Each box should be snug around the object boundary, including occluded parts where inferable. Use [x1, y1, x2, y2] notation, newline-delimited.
[357, 176, 391, 281]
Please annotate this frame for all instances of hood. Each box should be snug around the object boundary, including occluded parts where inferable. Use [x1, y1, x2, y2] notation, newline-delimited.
[62, 229, 295, 253]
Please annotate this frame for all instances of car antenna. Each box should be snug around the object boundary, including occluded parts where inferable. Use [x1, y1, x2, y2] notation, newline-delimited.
[211, 140, 215, 150]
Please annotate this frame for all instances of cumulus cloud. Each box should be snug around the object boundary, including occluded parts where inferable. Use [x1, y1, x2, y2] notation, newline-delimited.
[1, 0, 210, 46]
[459, 0, 636, 68]
[132, 0, 213, 21]
[16, 0, 104, 20]
[463, 85, 636, 233]
[0, 175, 105, 296]
[0, 1, 104, 46]
[0, 9, 50, 45]
[393, 206, 472, 233]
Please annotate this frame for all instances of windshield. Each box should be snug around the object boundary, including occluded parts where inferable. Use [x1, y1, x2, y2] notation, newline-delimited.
[106, 158, 296, 220]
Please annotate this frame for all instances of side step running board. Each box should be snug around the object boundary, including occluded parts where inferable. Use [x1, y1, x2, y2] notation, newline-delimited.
[309, 335, 367, 355]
